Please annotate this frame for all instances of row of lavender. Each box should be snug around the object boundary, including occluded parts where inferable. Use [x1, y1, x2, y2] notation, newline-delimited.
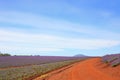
[0, 57, 88, 80]
[102, 53, 120, 67]
[0, 56, 85, 68]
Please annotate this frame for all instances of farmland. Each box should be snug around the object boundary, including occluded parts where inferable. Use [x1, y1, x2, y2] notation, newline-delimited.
[0, 56, 87, 80]
[34, 53, 120, 80]
[0, 56, 85, 68]
[102, 54, 120, 67]
[1, 54, 120, 80]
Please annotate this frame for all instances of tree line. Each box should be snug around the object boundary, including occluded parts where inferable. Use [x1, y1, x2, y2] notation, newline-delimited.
[0, 51, 11, 56]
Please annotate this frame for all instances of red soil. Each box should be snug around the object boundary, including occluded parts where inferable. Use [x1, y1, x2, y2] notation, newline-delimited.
[34, 58, 120, 80]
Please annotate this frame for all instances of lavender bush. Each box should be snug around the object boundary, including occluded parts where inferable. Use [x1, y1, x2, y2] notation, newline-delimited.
[102, 53, 120, 67]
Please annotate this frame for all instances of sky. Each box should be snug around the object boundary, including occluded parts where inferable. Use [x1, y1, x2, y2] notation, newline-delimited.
[0, 0, 120, 56]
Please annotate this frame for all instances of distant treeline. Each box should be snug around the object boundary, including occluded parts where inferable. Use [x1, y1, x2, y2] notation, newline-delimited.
[0, 52, 11, 56]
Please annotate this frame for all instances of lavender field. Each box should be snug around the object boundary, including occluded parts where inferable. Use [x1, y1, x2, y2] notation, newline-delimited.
[0, 56, 87, 80]
[102, 53, 120, 67]
[0, 56, 84, 68]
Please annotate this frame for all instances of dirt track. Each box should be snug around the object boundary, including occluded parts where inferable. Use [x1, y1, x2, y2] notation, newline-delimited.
[34, 58, 120, 80]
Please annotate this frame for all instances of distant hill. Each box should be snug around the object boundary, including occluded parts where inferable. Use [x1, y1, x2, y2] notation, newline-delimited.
[74, 54, 87, 57]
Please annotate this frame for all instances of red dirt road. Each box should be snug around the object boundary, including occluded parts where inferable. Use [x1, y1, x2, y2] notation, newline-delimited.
[34, 58, 120, 80]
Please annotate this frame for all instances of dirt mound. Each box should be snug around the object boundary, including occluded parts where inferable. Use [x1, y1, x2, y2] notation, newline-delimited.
[34, 58, 120, 80]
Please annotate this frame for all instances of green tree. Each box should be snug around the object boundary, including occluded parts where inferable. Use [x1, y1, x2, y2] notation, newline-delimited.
[0, 52, 11, 56]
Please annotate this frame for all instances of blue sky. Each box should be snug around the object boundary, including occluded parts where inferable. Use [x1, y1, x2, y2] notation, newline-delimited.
[0, 0, 120, 56]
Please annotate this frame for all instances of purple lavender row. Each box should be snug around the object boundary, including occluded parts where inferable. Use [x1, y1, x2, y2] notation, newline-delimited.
[102, 53, 120, 67]
[0, 56, 85, 68]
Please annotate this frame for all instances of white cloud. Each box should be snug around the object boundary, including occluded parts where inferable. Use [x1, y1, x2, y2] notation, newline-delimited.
[0, 11, 90, 34]
[0, 29, 119, 51]
[0, 11, 120, 54]
[0, 46, 62, 52]
[0, 11, 120, 40]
